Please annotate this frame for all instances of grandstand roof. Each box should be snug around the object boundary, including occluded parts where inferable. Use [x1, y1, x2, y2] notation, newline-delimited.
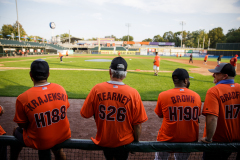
[61, 36, 83, 43]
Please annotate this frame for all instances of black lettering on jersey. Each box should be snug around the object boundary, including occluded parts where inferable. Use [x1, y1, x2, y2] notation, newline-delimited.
[62, 94, 66, 101]
[169, 107, 177, 121]
[112, 92, 117, 101]
[176, 95, 181, 103]
[171, 97, 176, 104]
[182, 95, 186, 102]
[44, 94, 48, 102]
[26, 103, 35, 111]
[236, 92, 240, 99]
[57, 93, 61, 100]
[186, 95, 191, 102]
[121, 96, 127, 104]
[117, 93, 123, 103]
[220, 96, 225, 103]
[37, 97, 44, 105]
[31, 99, 39, 108]
[102, 92, 106, 100]
[97, 93, 103, 101]
[225, 104, 240, 119]
[35, 113, 46, 128]
[52, 93, 57, 101]
[125, 98, 131, 105]
[107, 92, 111, 100]
[224, 94, 228, 101]
[48, 93, 53, 102]
[220, 92, 240, 103]
[191, 96, 195, 103]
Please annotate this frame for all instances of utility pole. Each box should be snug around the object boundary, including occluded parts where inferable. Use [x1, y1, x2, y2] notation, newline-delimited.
[15, 0, 20, 41]
[208, 38, 210, 49]
[198, 38, 199, 48]
[180, 21, 186, 48]
[126, 23, 131, 42]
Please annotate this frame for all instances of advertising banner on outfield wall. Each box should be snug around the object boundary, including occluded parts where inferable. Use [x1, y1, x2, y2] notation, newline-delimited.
[140, 48, 148, 55]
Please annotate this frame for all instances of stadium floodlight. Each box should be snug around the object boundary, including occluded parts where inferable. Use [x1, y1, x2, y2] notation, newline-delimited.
[179, 21, 186, 48]
[125, 23, 131, 42]
[15, 0, 20, 41]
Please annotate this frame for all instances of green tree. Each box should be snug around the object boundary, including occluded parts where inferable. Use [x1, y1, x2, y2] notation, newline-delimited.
[153, 35, 164, 42]
[121, 35, 133, 41]
[173, 31, 182, 47]
[226, 27, 240, 43]
[163, 31, 174, 42]
[208, 27, 225, 48]
[110, 35, 121, 41]
[60, 33, 72, 40]
[1, 21, 27, 40]
[142, 38, 152, 42]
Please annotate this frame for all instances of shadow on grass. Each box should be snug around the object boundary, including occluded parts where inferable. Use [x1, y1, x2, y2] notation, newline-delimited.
[0, 85, 30, 97]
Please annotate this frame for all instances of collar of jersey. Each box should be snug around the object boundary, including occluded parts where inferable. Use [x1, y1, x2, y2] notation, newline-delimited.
[107, 81, 125, 85]
[34, 83, 51, 87]
[216, 79, 234, 85]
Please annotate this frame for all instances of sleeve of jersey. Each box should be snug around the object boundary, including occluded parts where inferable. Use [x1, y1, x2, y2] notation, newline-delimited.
[202, 89, 219, 117]
[13, 98, 28, 123]
[154, 94, 163, 117]
[80, 88, 95, 118]
[132, 93, 148, 125]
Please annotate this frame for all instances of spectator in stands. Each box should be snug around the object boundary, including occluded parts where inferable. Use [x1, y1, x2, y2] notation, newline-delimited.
[201, 63, 240, 160]
[80, 57, 148, 160]
[154, 68, 202, 160]
[11, 59, 71, 160]
[0, 105, 7, 160]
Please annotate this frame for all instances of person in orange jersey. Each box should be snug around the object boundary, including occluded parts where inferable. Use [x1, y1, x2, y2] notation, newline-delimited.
[118, 51, 121, 57]
[153, 52, 160, 76]
[230, 54, 238, 71]
[154, 68, 202, 160]
[201, 63, 240, 160]
[203, 54, 209, 65]
[81, 57, 148, 160]
[66, 51, 69, 57]
[0, 105, 7, 160]
[11, 59, 71, 160]
[59, 52, 63, 62]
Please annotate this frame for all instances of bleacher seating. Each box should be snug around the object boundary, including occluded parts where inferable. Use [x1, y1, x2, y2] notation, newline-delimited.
[45, 43, 68, 50]
[26, 41, 45, 47]
[116, 47, 126, 51]
[101, 47, 114, 50]
[0, 39, 27, 46]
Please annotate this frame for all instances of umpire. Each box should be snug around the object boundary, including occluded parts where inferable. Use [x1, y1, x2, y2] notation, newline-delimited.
[201, 63, 240, 160]
[80, 57, 148, 160]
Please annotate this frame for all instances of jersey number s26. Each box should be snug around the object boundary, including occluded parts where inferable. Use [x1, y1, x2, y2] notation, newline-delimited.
[99, 105, 126, 122]
[34, 105, 66, 128]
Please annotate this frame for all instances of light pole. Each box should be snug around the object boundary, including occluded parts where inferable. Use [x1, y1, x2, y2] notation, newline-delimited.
[126, 23, 131, 41]
[179, 21, 186, 48]
[15, 0, 20, 41]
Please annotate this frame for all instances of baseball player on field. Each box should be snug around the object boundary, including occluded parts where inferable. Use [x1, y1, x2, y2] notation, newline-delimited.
[0, 105, 7, 160]
[11, 59, 71, 160]
[153, 52, 160, 76]
[80, 57, 148, 160]
[154, 68, 202, 160]
[203, 54, 209, 65]
[201, 63, 240, 160]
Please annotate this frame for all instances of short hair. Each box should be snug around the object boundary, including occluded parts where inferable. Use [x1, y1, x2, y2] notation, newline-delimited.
[111, 69, 127, 80]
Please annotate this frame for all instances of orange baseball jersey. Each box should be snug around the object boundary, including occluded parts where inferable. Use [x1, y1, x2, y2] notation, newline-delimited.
[202, 83, 240, 142]
[204, 55, 208, 61]
[230, 57, 237, 66]
[59, 52, 63, 57]
[80, 81, 148, 148]
[0, 106, 6, 135]
[154, 55, 160, 67]
[13, 83, 71, 150]
[155, 88, 202, 142]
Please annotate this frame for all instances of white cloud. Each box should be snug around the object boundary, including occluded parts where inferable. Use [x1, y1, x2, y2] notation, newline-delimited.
[92, 13, 103, 20]
[0, 0, 14, 4]
[88, 0, 240, 14]
[237, 17, 240, 21]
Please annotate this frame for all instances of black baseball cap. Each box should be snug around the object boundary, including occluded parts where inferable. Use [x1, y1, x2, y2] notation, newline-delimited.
[110, 57, 127, 71]
[208, 63, 236, 77]
[172, 68, 189, 80]
[31, 59, 49, 80]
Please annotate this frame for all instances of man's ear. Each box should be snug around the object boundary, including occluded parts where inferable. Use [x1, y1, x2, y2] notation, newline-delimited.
[223, 74, 228, 80]
[109, 69, 112, 76]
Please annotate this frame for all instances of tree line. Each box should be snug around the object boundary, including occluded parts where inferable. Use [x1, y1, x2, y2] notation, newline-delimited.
[0, 21, 239, 48]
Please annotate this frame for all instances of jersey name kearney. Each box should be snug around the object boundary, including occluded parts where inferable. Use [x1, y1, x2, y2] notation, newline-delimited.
[97, 92, 131, 105]
[26, 93, 67, 111]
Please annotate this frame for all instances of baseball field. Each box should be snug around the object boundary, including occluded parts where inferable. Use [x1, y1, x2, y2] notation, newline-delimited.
[0, 54, 239, 159]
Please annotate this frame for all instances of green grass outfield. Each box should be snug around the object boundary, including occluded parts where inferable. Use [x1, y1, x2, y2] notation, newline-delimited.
[0, 54, 239, 101]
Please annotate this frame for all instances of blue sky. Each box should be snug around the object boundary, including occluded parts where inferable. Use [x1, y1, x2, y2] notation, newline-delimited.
[0, 0, 240, 41]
